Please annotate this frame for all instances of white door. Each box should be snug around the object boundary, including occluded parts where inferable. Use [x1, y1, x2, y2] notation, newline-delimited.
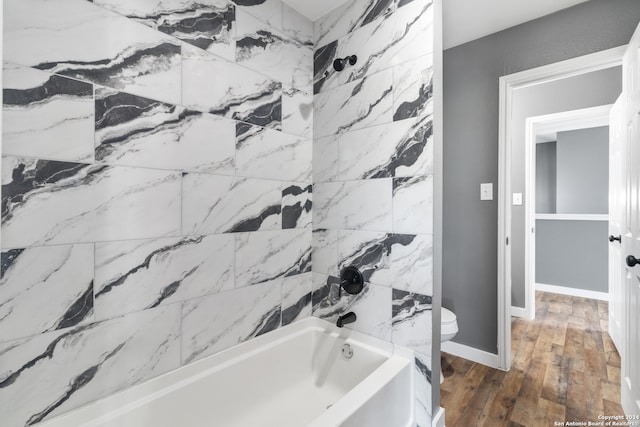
[609, 96, 626, 353]
[621, 22, 640, 417]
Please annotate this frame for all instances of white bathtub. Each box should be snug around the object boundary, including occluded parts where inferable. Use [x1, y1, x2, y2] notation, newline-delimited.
[37, 317, 415, 427]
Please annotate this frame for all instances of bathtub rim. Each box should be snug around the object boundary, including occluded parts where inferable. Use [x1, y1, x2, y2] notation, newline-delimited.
[35, 317, 414, 427]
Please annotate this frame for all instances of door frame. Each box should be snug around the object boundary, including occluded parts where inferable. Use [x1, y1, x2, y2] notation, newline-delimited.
[497, 46, 626, 370]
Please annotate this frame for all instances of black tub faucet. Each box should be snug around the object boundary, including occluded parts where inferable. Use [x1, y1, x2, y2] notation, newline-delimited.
[336, 312, 357, 328]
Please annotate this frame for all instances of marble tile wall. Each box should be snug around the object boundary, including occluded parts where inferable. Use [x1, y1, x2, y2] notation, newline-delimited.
[311, 0, 434, 425]
[1, 0, 313, 425]
[1, 0, 435, 425]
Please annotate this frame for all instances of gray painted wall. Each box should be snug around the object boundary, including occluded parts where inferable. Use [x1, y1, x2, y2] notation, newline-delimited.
[536, 142, 557, 214]
[556, 127, 610, 214]
[510, 69, 620, 308]
[443, 0, 640, 353]
[535, 220, 609, 292]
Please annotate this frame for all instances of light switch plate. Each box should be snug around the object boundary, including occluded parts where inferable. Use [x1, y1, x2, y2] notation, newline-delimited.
[480, 183, 493, 200]
[512, 193, 523, 206]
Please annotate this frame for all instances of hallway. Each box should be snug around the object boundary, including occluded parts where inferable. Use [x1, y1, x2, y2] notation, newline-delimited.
[441, 291, 625, 426]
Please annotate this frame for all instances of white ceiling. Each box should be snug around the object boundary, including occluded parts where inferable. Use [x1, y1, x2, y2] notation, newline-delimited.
[283, 0, 592, 50]
[282, 0, 351, 22]
[443, 0, 591, 49]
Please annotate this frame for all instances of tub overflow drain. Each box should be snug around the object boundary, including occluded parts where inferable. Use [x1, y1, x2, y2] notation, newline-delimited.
[341, 343, 353, 359]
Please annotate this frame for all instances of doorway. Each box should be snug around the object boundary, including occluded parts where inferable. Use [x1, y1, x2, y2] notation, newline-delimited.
[521, 106, 612, 321]
[497, 46, 626, 370]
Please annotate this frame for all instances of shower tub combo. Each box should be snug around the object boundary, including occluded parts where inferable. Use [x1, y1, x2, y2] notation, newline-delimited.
[37, 317, 415, 427]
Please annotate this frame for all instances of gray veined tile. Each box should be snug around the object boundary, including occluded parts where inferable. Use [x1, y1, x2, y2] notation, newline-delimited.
[232, 0, 282, 30]
[282, 183, 312, 229]
[312, 229, 338, 277]
[337, 115, 433, 180]
[2, 64, 94, 163]
[1, 157, 182, 248]
[94, 235, 235, 320]
[4, 0, 182, 105]
[313, 180, 393, 232]
[0, 305, 181, 427]
[92, 0, 237, 61]
[182, 44, 282, 129]
[392, 175, 433, 235]
[0, 244, 94, 343]
[389, 234, 433, 295]
[281, 273, 312, 326]
[313, 69, 393, 139]
[391, 289, 432, 355]
[181, 280, 281, 364]
[181, 173, 282, 234]
[235, 228, 311, 287]
[235, 122, 312, 181]
[313, 134, 339, 183]
[313, 0, 395, 47]
[236, 9, 312, 91]
[414, 352, 433, 424]
[281, 3, 313, 48]
[95, 88, 235, 174]
[313, 0, 433, 94]
[393, 54, 433, 121]
[282, 86, 313, 139]
[312, 273, 391, 341]
[338, 230, 392, 287]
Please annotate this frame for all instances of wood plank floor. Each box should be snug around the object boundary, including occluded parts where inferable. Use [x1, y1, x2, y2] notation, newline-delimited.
[441, 291, 624, 427]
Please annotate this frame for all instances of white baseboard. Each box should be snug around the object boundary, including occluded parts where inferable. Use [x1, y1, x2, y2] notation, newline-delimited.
[535, 282, 609, 301]
[432, 407, 445, 427]
[441, 340, 500, 369]
[511, 305, 534, 319]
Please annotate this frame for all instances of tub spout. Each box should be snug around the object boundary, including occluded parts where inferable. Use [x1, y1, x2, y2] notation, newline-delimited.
[336, 312, 357, 328]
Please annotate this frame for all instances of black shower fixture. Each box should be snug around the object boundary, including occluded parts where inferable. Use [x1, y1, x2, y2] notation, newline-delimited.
[333, 55, 358, 72]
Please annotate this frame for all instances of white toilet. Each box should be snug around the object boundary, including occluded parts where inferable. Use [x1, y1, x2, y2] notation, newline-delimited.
[440, 307, 459, 383]
[441, 307, 458, 342]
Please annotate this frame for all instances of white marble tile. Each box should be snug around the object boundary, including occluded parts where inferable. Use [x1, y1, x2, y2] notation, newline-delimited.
[313, 179, 393, 232]
[181, 280, 281, 364]
[235, 122, 311, 181]
[414, 352, 433, 425]
[393, 54, 433, 121]
[182, 44, 282, 129]
[93, 0, 237, 61]
[181, 173, 282, 234]
[2, 64, 94, 163]
[338, 115, 433, 179]
[392, 175, 433, 235]
[94, 235, 235, 320]
[0, 305, 181, 427]
[389, 234, 433, 295]
[235, 228, 311, 287]
[282, 86, 313, 139]
[314, 0, 395, 47]
[314, 69, 393, 138]
[281, 3, 313, 48]
[312, 274, 392, 341]
[313, 134, 339, 183]
[313, 0, 433, 94]
[95, 88, 235, 174]
[0, 244, 94, 343]
[392, 289, 432, 356]
[312, 229, 338, 277]
[281, 273, 312, 326]
[338, 230, 391, 286]
[282, 183, 312, 229]
[1, 157, 182, 248]
[4, 0, 182, 105]
[233, 0, 282, 30]
[235, 9, 312, 91]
